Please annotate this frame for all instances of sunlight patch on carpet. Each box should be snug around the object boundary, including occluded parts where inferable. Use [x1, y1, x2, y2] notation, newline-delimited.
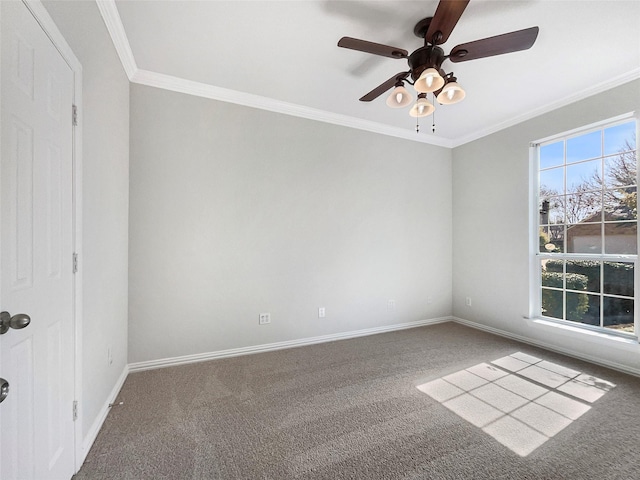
[416, 352, 615, 457]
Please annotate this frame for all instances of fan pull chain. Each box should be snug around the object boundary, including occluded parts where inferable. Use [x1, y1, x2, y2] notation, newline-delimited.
[416, 115, 420, 134]
[432, 103, 436, 133]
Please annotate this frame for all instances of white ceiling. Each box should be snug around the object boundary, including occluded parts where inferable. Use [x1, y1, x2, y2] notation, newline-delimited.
[108, 0, 640, 147]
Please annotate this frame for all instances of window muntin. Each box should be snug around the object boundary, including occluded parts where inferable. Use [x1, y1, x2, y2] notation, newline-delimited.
[536, 119, 637, 336]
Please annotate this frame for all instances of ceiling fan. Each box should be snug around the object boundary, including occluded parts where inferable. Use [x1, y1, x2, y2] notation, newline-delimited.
[337, 0, 539, 120]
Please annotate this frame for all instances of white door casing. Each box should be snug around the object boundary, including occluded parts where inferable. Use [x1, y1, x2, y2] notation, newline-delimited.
[1, 1, 79, 478]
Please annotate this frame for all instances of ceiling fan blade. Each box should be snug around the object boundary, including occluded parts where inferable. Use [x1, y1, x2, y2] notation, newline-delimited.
[449, 26, 539, 63]
[359, 72, 410, 102]
[338, 37, 408, 59]
[425, 0, 470, 45]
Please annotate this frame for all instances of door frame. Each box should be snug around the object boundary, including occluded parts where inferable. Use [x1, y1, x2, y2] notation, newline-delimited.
[0, 0, 84, 473]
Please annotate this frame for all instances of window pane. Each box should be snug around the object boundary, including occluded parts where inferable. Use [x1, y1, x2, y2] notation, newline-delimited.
[603, 262, 634, 297]
[540, 167, 564, 195]
[604, 187, 637, 221]
[566, 272, 589, 292]
[603, 296, 634, 333]
[543, 258, 564, 273]
[541, 288, 563, 319]
[567, 224, 602, 253]
[604, 153, 636, 189]
[540, 196, 564, 225]
[565, 191, 601, 224]
[540, 141, 564, 169]
[540, 225, 564, 253]
[566, 159, 600, 193]
[566, 292, 599, 326]
[604, 121, 636, 156]
[549, 225, 565, 248]
[566, 260, 600, 293]
[604, 222, 637, 254]
[541, 270, 563, 288]
[567, 130, 601, 163]
[541, 259, 563, 286]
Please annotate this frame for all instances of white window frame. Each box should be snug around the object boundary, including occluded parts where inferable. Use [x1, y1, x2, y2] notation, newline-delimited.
[529, 112, 639, 340]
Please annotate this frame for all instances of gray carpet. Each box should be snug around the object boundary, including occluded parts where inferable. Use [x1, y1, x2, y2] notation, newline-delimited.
[75, 322, 640, 479]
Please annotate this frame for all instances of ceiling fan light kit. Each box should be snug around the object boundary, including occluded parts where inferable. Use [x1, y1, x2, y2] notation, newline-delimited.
[415, 68, 445, 93]
[409, 94, 435, 118]
[337, 0, 539, 130]
[385, 83, 413, 108]
[437, 77, 466, 105]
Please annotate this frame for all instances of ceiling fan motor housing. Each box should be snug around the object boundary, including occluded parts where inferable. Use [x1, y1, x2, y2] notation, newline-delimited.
[408, 46, 446, 81]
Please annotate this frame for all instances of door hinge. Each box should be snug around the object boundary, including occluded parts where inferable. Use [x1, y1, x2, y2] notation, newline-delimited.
[72, 104, 78, 126]
[72, 253, 78, 274]
[73, 400, 78, 421]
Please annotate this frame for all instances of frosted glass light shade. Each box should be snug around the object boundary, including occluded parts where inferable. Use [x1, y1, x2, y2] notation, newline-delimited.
[409, 97, 435, 117]
[386, 85, 413, 108]
[414, 68, 444, 93]
[437, 81, 466, 105]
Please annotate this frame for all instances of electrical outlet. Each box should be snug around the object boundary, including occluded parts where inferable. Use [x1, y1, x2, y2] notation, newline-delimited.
[388, 299, 396, 310]
[465, 297, 472, 307]
[259, 313, 271, 325]
[318, 307, 326, 318]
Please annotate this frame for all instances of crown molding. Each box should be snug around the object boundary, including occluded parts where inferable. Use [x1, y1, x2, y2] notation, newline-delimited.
[131, 69, 453, 148]
[95, 0, 136, 80]
[96, 0, 639, 149]
[452, 67, 640, 148]
[95, 0, 451, 147]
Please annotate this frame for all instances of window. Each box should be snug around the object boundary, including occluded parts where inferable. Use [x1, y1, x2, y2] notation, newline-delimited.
[534, 117, 638, 336]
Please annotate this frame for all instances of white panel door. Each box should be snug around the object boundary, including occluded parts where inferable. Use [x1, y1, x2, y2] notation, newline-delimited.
[0, 1, 75, 479]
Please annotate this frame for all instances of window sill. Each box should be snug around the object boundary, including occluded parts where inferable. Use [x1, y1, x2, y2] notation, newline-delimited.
[528, 317, 638, 346]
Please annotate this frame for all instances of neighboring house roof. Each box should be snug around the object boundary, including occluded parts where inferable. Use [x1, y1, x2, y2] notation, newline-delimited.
[567, 210, 636, 236]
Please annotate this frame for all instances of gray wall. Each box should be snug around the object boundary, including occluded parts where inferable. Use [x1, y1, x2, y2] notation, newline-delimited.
[128, 84, 452, 363]
[452, 79, 640, 372]
[43, 1, 130, 440]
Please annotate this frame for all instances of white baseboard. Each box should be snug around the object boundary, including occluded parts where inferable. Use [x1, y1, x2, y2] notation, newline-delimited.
[80, 364, 129, 464]
[128, 316, 452, 372]
[451, 316, 640, 377]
